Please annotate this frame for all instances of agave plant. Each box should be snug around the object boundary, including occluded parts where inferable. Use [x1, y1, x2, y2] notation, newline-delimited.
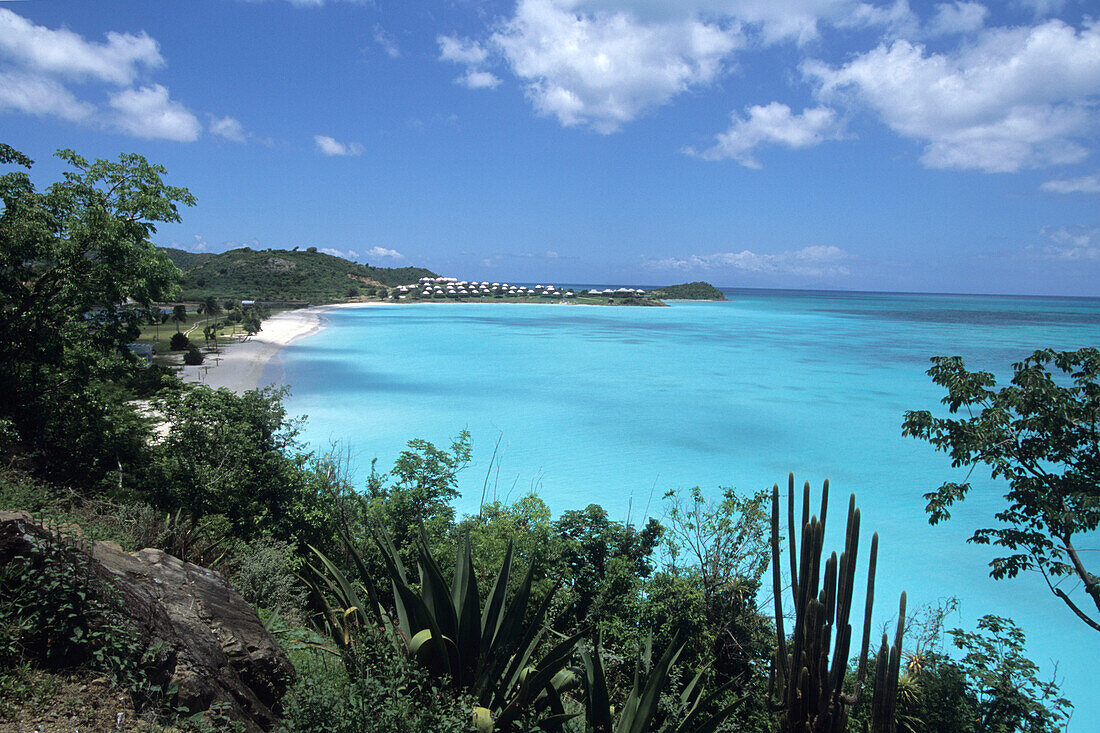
[307, 527, 583, 731]
[578, 631, 746, 733]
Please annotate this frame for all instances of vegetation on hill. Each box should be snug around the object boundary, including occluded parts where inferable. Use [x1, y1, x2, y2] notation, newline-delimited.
[158, 246, 215, 270]
[170, 246, 435, 302]
[647, 281, 726, 300]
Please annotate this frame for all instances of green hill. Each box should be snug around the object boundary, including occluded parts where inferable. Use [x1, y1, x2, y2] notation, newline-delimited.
[166, 247, 436, 302]
[646, 281, 726, 300]
[160, 246, 216, 270]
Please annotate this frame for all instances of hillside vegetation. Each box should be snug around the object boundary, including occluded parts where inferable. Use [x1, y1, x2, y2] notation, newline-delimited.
[647, 281, 726, 300]
[159, 246, 215, 270]
[168, 247, 435, 301]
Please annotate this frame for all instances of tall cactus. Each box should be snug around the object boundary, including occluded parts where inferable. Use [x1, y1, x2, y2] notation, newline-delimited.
[769, 474, 906, 732]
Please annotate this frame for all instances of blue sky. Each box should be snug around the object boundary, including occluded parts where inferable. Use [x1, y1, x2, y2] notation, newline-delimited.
[2, 0, 1098, 295]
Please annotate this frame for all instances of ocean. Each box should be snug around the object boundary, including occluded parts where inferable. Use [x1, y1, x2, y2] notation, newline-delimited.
[270, 288, 1099, 725]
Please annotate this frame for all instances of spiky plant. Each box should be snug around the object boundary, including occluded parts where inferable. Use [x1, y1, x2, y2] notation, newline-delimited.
[769, 474, 907, 732]
[307, 527, 582, 731]
[578, 631, 746, 733]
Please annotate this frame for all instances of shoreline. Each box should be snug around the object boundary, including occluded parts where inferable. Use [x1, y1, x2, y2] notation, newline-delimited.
[175, 296, 682, 394]
[178, 302, 374, 393]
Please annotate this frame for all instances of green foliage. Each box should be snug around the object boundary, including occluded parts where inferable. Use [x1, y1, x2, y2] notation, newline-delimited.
[282, 626, 474, 733]
[903, 348, 1100, 631]
[0, 528, 170, 709]
[364, 431, 472, 560]
[580, 631, 743, 733]
[148, 385, 330, 545]
[948, 615, 1071, 732]
[229, 536, 307, 619]
[172, 304, 188, 330]
[554, 504, 662, 632]
[309, 527, 582, 731]
[169, 246, 435, 301]
[170, 331, 192, 350]
[0, 144, 191, 489]
[645, 282, 726, 300]
[183, 345, 204, 365]
[159, 246, 215, 270]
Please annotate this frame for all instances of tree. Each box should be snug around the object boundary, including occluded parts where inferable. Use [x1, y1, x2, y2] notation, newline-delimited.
[365, 431, 472, 558]
[0, 143, 192, 488]
[172, 304, 188, 332]
[553, 504, 662, 631]
[947, 615, 1071, 731]
[903, 348, 1100, 632]
[149, 385, 317, 542]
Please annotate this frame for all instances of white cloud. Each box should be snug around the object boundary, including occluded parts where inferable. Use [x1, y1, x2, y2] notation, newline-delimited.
[1038, 225, 1100, 260]
[109, 85, 202, 142]
[181, 235, 209, 253]
[210, 115, 247, 142]
[0, 70, 94, 121]
[365, 246, 405, 259]
[458, 69, 502, 89]
[439, 35, 490, 66]
[314, 134, 363, 156]
[490, 0, 741, 133]
[690, 102, 843, 167]
[439, 36, 501, 90]
[646, 245, 850, 277]
[0, 9, 162, 85]
[320, 247, 359, 259]
[0, 9, 207, 142]
[373, 25, 400, 58]
[441, 0, 921, 132]
[1040, 174, 1100, 195]
[805, 20, 1100, 172]
[926, 2, 988, 37]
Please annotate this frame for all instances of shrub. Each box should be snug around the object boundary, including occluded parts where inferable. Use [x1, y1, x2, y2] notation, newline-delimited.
[169, 332, 191, 351]
[229, 537, 306, 618]
[282, 626, 472, 733]
[183, 346, 204, 365]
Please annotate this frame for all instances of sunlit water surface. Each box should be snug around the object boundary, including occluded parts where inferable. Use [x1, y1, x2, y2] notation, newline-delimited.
[270, 289, 1100, 724]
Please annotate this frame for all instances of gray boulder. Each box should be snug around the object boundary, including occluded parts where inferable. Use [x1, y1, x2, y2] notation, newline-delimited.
[0, 510, 295, 731]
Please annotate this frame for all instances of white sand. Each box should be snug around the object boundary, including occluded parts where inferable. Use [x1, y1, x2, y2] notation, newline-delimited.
[178, 302, 375, 393]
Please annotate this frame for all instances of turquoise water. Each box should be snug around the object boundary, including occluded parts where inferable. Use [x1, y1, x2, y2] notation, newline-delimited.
[272, 290, 1099, 724]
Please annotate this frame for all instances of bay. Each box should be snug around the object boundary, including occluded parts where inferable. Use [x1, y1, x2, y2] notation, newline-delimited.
[273, 289, 1099, 725]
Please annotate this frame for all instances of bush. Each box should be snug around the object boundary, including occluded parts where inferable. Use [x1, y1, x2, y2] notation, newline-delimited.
[282, 626, 472, 733]
[183, 346, 204, 365]
[169, 332, 191, 351]
[229, 537, 306, 618]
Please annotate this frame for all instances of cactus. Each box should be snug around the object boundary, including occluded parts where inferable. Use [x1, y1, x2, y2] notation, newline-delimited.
[769, 474, 906, 732]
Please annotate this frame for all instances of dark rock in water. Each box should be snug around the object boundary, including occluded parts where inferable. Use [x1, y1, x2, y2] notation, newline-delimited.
[0, 510, 294, 732]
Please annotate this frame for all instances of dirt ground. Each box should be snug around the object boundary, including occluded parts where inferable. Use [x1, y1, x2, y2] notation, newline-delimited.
[0, 672, 170, 733]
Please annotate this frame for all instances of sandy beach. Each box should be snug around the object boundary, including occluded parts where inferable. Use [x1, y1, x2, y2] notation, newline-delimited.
[178, 302, 372, 392]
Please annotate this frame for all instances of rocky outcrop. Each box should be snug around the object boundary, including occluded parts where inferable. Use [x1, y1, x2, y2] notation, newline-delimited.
[0, 510, 295, 732]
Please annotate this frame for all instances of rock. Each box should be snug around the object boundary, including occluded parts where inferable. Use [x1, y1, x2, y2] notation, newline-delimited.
[0, 511, 295, 732]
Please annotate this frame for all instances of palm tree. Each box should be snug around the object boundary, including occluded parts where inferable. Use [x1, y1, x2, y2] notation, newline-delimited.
[172, 304, 187, 332]
[203, 296, 222, 316]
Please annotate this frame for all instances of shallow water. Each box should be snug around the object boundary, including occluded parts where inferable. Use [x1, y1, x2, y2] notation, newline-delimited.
[273, 289, 1099, 724]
